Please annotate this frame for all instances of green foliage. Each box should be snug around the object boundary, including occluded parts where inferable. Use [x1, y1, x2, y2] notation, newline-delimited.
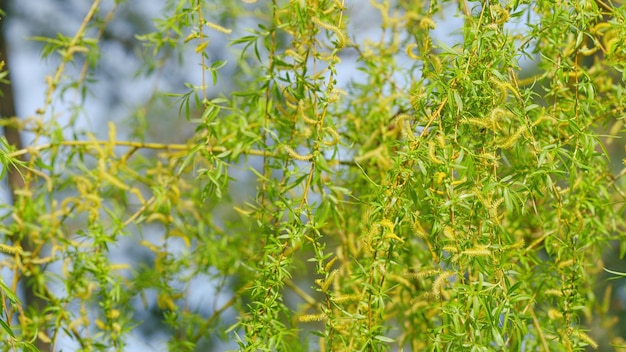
[1, 0, 626, 351]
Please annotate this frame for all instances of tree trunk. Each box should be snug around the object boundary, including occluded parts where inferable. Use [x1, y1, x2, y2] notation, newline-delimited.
[0, 2, 52, 351]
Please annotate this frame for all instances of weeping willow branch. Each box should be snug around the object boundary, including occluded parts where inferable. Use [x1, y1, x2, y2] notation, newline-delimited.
[6, 140, 271, 159]
[6, 139, 365, 166]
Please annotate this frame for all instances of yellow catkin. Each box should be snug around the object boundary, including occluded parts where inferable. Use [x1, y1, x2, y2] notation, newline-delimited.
[366, 222, 378, 240]
[282, 88, 299, 105]
[413, 230, 427, 239]
[379, 219, 394, 231]
[29, 256, 55, 265]
[388, 274, 412, 288]
[322, 127, 339, 146]
[465, 118, 494, 130]
[461, 245, 491, 257]
[233, 206, 253, 216]
[436, 133, 445, 148]
[130, 188, 146, 205]
[430, 54, 442, 73]
[324, 270, 338, 291]
[567, 67, 585, 78]
[108, 121, 116, 154]
[369, 0, 390, 29]
[487, 79, 508, 104]
[37, 331, 52, 344]
[384, 232, 405, 243]
[574, 330, 598, 349]
[432, 271, 454, 298]
[410, 298, 429, 311]
[557, 259, 574, 269]
[490, 78, 521, 101]
[332, 0, 344, 9]
[316, 53, 341, 64]
[545, 289, 563, 297]
[427, 141, 443, 164]
[413, 218, 427, 239]
[489, 107, 510, 126]
[140, 240, 160, 253]
[442, 245, 458, 253]
[609, 119, 623, 137]
[579, 45, 598, 56]
[203, 20, 232, 34]
[108, 309, 121, 319]
[492, 5, 509, 24]
[0, 243, 23, 255]
[328, 88, 347, 103]
[67, 317, 89, 331]
[299, 101, 318, 125]
[325, 256, 338, 272]
[284, 145, 313, 161]
[376, 219, 404, 242]
[331, 294, 360, 303]
[499, 125, 526, 149]
[435, 171, 446, 185]
[285, 49, 304, 62]
[403, 269, 439, 280]
[396, 114, 417, 141]
[110, 264, 130, 271]
[489, 198, 504, 221]
[548, 308, 563, 320]
[502, 239, 524, 250]
[591, 21, 611, 35]
[299, 314, 327, 322]
[406, 43, 420, 60]
[560, 330, 573, 350]
[491, 198, 504, 211]
[95, 319, 107, 330]
[451, 176, 466, 186]
[311, 17, 346, 48]
[443, 226, 455, 240]
[605, 36, 619, 56]
[101, 172, 130, 190]
[194, 42, 208, 53]
[419, 17, 436, 30]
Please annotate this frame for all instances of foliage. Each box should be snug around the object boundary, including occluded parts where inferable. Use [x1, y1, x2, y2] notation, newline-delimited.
[1, 0, 626, 351]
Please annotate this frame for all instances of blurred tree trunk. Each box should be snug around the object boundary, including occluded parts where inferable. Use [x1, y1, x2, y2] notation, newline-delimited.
[0, 1, 51, 351]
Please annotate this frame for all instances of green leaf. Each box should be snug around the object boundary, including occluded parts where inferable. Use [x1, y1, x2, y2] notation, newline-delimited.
[0, 318, 14, 338]
[603, 267, 626, 280]
[374, 335, 395, 343]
